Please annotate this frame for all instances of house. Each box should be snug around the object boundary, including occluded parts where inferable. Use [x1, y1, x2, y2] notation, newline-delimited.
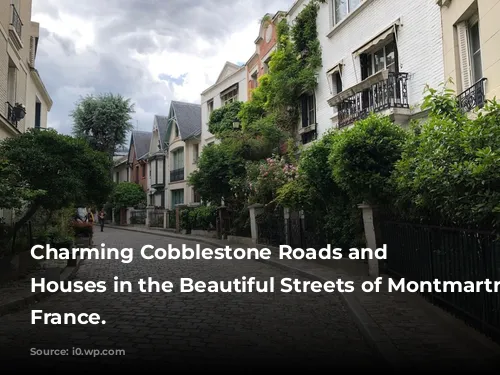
[200, 62, 248, 149]
[246, 11, 286, 99]
[113, 156, 129, 184]
[127, 130, 152, 192]
[286, 0, 444, 144]
[0, 0, 52, 224]
[165, 101, 202, 209]
[1, 0, 52, 140]
[437, 0, 499, 112]
[147, 115, 169, 208]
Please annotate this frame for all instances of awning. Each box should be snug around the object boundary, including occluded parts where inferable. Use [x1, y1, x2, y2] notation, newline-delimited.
[326, 62, 342, 75]
[220, 83, 238, 97]
[353, 19, 401, 57]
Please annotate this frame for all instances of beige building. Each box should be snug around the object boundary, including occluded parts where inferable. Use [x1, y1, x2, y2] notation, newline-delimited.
[437, 0, 499, 111]
[0, 0, 52, 140]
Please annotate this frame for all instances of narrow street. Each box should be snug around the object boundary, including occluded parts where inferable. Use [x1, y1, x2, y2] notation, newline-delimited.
[0, 228, 382, 369]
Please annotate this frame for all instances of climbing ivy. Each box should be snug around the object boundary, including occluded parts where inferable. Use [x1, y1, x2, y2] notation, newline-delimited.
[239, 0, 325, 134]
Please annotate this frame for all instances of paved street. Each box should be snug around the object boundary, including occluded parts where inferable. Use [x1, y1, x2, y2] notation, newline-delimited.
[0, 228, 382, 369]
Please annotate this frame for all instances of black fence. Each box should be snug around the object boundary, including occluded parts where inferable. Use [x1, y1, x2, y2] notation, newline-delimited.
[130, 210, 146, 225]
[287, 210, 328, 249]
[257, 206, 286, 247]
[168, 210, 176, 229]
[149, 210, 164, 228]
[381, 220, 500, 343]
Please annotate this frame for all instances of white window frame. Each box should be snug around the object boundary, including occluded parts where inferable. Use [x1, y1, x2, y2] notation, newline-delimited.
[467, 17, 482, 85]
[332, 0, 362, 26]
[364, 39, 397, 77]
[207, 99, 214, 117]
[221, 87, 238, 106]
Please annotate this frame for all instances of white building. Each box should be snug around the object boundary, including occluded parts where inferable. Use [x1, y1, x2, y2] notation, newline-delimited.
[287, 0, 444, 144]
[147, 115, 168, 208]
[200, 62, 248, 149]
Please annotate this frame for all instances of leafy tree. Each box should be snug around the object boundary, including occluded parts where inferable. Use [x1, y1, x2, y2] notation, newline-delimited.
[329, 114, 408, 205]
[0, 129, 113, 233]
[71, 93, 135, 156]
[109, 182, 146, 209]
[0, 159, 45, 209]
[208, 101, 243, 136]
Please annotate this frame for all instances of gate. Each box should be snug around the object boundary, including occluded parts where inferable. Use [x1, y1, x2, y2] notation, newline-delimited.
[149, 209, 164, 228]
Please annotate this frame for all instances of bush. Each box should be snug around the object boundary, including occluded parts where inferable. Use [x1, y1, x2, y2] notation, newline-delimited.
[189, 205, 217, 231]
[394, 99, 500, 228]
[329, 114, 408, 205]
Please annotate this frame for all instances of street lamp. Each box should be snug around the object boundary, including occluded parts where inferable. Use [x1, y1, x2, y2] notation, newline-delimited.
[232, 118, 241, 130]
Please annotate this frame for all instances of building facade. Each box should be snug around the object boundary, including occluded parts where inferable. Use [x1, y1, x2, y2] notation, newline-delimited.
[246, 11, 286, 99]
[200, 62, 248, 149]
[165, 101, 201, 209]
[437, 0, 499, 112]
[127, 130, 151, 193]
[113, 156, 129, 184]
[286, 0, 444, 143]
[147, 115, 168, 208]
[0, 0, 52, 140]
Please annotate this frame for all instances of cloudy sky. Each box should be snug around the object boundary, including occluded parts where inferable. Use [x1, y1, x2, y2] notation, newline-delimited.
[31, 0, 292, 135]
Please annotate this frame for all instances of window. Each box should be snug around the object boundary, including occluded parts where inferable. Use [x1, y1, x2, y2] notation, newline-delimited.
[35, 100, 41, 129]
[193, 143, 199, 163]
[171, 189, 184, 207]
[332, 72, 342, 95]
[362, 40, 398, 78]
[301, 94, 316, 127]
[135, 166, 139, 183]
[302, 131, 316, 145]
[333, 0, 361, 26]
[207, 100, 214, 118]
[174, 124, 179, 138]
[193, 188, 201, 203]
[469, 20, 482, 84]
[172, 148, 184, 170]
[251, 71, 258, 89]
[221, 85, 238, 106]
[142, 164, 146, 178]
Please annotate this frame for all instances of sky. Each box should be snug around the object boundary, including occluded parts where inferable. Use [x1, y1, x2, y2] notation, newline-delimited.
[31, 0, 292, 135]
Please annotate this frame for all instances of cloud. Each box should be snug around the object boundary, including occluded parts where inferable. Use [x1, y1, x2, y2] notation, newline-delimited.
[31, 0, 291, 135]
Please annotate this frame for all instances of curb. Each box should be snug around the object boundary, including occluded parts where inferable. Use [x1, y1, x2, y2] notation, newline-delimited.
[0, 258, 83, 317]
[108, 224, 404, 369]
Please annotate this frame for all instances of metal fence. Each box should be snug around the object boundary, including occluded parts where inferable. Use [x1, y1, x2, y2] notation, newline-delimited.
[257, 206, 286, 247]
[130, 210, 146, 225]
[149, 210, 164, 228]
[381, 220, 500, 343]
[287, 211, 328, 249]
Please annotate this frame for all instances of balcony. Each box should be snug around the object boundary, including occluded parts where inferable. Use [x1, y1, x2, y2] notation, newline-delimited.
[170, 168, 184, 182]
[9, 5, 23, 49]
[457, 78, 487, 113]
[328, 71, 409, 128]
[5, 102, 26, 128]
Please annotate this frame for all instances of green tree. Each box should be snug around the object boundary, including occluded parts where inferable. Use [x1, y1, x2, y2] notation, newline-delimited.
[0, 129, 113, 233]
[208, 101, 243, 136]
[71, 93, 135, 156]
[109, 182, 146, 209]
[0, 159, 45, 210]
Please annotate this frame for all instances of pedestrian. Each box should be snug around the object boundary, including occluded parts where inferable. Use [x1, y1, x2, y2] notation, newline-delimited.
[99, 209, 106, 232]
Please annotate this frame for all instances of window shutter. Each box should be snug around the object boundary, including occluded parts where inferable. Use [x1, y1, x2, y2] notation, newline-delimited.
[457, 21, 471, 91]
[301, 95, 308, 128]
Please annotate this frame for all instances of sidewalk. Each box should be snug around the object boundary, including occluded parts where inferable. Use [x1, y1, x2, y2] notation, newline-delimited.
[110, 224, 500, 370]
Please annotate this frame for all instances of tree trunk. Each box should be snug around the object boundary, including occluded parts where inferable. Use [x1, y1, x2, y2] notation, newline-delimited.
[11, 203, 39, 253]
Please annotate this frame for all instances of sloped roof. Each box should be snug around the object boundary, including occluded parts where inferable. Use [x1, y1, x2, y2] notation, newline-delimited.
[170, 101, 201, 140]
[215, 61, 241, 84]
[131, 130, 152, 160]
[154, 115, 169, 148]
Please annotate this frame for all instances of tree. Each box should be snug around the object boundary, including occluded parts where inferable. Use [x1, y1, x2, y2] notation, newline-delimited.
[109, 182, 146, 209]
[0, 129, 113, 233]
[71, 93, 135, 157]
[0, 159, 45, 210]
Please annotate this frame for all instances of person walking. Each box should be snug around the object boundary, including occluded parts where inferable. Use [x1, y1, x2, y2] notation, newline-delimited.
[99, 209, 106, 232]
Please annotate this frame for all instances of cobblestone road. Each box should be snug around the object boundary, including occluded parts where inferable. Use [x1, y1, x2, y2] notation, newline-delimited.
[0, 228, 382, 369]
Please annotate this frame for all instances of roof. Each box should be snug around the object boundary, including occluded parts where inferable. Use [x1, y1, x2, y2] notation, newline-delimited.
[170, 101, 201, 141]
[201, 62, 246, 95]
[131, 130, 152, 160]
[154, 115, 169, 147]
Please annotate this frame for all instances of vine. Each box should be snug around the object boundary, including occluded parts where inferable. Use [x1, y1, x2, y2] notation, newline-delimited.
[239, 0, 325, 134]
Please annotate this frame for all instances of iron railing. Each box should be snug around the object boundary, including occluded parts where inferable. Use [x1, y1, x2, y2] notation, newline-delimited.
[457, 78, 487, 113]
[5, 102, 18, 126]
[130, 210, 146, 225]
[148, 209, 164, 228]
[338, 72, 409, 128]
[170, 168, 184, 182]
[257, 206, 286, 247]
[381, 220, 500, 343]
[10, 5, 22, 38]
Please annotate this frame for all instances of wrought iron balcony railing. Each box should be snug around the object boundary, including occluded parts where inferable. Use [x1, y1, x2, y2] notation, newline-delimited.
[170, 168, 184, 182]
[10, 5, 22, 38]
[5, 102, 18, 127]
[337, 72, 409, 128]
[457, 78, 487, 113]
